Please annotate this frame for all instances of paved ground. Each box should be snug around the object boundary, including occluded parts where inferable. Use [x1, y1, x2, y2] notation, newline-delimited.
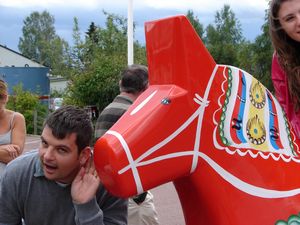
[24, 135, 41, 151]
[24, 135, 186, 225]
[151, 183, 185, 225]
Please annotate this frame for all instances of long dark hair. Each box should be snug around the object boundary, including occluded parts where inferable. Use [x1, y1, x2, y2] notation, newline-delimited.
[269, 0, 300, 111]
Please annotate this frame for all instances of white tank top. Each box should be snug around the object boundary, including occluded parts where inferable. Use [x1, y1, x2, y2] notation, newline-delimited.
[0, 112, 15, 145]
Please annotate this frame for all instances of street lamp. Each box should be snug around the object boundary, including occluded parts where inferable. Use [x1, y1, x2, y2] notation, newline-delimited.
[128, 0, 134, 65]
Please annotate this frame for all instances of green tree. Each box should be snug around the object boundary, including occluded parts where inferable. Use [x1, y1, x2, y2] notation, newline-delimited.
[236, 9, 273, 91]
[205, 5, 244, 65]
[18, 10, 70, 76]
[86, 22, 99, 44]
[97, 11, 128, 54]
[68, 17, 85, 73]
[186, 10, 204, 39]
[251, 10, 273, 92]
[64, 55, 122, 110]
[236, 40, 255, 73]
[64, 11, 146, 111]
[6, 84, 47, 134]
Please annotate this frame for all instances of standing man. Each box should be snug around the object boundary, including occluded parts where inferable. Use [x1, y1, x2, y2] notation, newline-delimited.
[0, 105, 128, 225]
[95, 64, 160, 225]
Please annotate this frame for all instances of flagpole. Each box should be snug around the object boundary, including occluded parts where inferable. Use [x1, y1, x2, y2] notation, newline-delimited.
[127, 0, 134, 65]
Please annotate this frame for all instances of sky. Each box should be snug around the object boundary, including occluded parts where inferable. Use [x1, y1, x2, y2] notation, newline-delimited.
[0, 0, 270, 52]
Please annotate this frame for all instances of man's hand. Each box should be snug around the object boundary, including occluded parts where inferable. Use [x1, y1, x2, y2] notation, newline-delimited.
[71, 157, 100, 204]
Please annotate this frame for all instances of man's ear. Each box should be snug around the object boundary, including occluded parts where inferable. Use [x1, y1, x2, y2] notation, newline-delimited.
[79, 147, 91, 166]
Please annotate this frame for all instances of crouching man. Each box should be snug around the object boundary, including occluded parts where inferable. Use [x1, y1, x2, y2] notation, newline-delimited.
[0, 105, 128, 225]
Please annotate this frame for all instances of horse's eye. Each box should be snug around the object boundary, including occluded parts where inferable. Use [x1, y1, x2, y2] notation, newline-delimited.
[161, 98, 171, 105]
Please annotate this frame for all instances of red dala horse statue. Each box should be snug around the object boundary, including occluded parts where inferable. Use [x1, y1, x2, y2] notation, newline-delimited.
[94, 15, 300, 225]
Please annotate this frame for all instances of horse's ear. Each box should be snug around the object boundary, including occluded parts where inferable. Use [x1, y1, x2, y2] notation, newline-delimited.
[145, 15, 216, 91]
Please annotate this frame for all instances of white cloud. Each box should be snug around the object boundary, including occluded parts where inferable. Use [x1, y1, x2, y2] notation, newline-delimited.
[142, 0, 268, 12]
[0, 0, 269, 12]
[0, 0, 127, 9]
[0, 0, 268, 50]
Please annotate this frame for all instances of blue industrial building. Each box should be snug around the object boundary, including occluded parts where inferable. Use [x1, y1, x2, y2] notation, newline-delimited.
[0, 67, 50, 97]
[0, 44, 50, 105]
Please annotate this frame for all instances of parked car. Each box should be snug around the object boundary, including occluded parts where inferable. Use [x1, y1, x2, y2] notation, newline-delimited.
[50, 98, 63, 111]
